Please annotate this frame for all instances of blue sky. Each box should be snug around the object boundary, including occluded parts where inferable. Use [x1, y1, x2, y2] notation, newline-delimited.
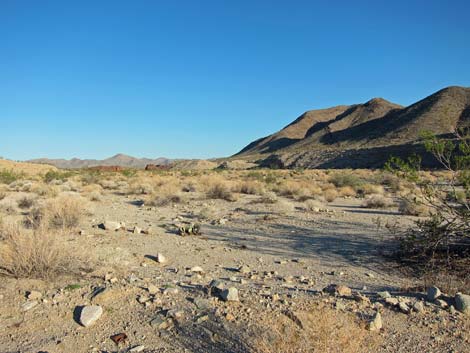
[1, 0, 469, 160]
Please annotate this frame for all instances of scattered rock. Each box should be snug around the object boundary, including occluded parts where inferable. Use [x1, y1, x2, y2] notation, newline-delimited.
[398, 302, 410, 314]
[427, 286, 441, 301]
[21, 300, 38, 312]
[129, 345, 145, 352]
[237, 264, 250, 274]
[368, 312, 382, 331]
[132, 226, 142, 234]
[377, 291, 391, 299]
[385, 297, 399, 306]
[26, 290, 42, 300]
[435, 299, 448, 309]
[78, 305, 103, 327]
[100, 221, 124, 231]
[455, 293, 470, 315]
[156, 253, 167, 264]
[220, 287, 239, 302]
[147, 285, 159, 295]
[190, 266, 204, 273]
[323, 284, 352, 297]
[413, 301, 424, 313]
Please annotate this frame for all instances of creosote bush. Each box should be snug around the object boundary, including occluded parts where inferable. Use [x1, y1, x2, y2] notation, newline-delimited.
[362, 194, 393, 209]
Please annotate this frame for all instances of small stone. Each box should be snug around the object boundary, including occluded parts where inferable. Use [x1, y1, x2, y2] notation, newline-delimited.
[368, 312, 382, 331]
[237, 265, 250, 274]
[323, 284, 352, 297]
[27, 290, 42, 300]
[129, 345, 145, 352]
[454, 293, 470, 315]
[220, 287, 239, 302]
[377, 291, 391, 299]
[138, 295, 150, 304]
[100, 221, 124, 231]
[413, 301, 424, 313]
[398, 302, 410, 314]
[147, 285, 159, 295]
[365, 272, 375, 278]
[190, 266, 204, 273]
[435, 299, 448, 309]
[133, 226, 142, 234]
[353, 293, 370, 305]
[163, 287, 179, 295]
[156, 253, 167, 264]
[21, 300, 38, 312]
[225, 313, 235, 321]
[196, 314, 209, 324]
[150, 317, 170, 329]
[427, 286, 441, 301]
[385, 297, 399, 306]
[79, 306, 103, 327]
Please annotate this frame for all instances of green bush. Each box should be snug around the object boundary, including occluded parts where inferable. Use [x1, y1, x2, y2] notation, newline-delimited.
[329, 173, 364, 189]
[0, 169, 24, 184]
[43, 170, 73, 183]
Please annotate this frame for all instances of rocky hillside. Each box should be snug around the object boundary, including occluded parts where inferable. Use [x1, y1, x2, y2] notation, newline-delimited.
[236, 86, 470, 168]
[28, 154, 171, 169]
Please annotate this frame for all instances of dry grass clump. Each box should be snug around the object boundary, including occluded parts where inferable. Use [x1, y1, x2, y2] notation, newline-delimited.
[329, 172, 365, 189]
[200, 175, 237, 201]
[27, 195, 86, 230]
[358, 183, 385, 196]
[323, 188, 338, 202]
[273, 180, 318, 201]
[258, 191, 278, 204]
[235, 180, 264, 195]
[249, 304, 379, 353]
[273, 199, 295, 214]
[304, 199, 325, 212]
[338, 186, 356, 197]
[128, 180, 154, 195]
[31, 183, 59, 197]
[88, 191, 102, 202]
[17, 195, 36, 209]
[146, 183, 183, 206]
[362, 194, 393, 209]
[398, 197, 431, 216]
[99, 179, 119, 190]
[0, 222, 84, 279]
[81, 183, 103, 194]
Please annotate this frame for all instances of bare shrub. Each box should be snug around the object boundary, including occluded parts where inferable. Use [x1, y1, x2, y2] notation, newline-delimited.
[128, 181, 154, 195]
[31, 183, 58, 197]
[258, 191, 278, 204]
[273, 199, 295, 214]
[304, 199, 325, 212]
[362, 194, 393, 208]
[357, 183, 385, 196]
[0, 222, 84, 279]
[323, 188, 338, 202]
[398, 197, 430, 216]
[89, 191, 102, 202]
[146, 185, 182, 206]
[206, 181, 237, 201]
[338, 186, 356, 197]
[27, 196, 86, 230]
[236, 180, 264, 195]
[329, 172, 365, 189]
[17, 196, 36, 209]
[249, 304, 379, 353]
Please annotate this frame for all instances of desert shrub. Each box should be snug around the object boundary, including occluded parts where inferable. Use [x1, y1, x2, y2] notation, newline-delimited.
[273, 199, 295, 214]
[398, 197, 430, 216]
[120, 169, 137, 178]
[81, 184, 103, 194]
[323, 188, 338, 202]
[249, 304, 379, 353]
[304, 199, 325, 212]
[0, 169, 25, 184]
[329, 172, 364, 189]
[206, 182, 237, 201]
[385, 130, 470, 262]
[258, 191, 278, 204]
[338, 186, 356, 197]
[31, 183, 59, 197]
[357, 183, 385, 196]
[361, 194, 393, 208]
[43, 170, 73, 183]
[236, 180, 264, 195]
[99, 179, 119, 190]
[27, 196, 86, 230]
[146, 184, 182, 206]
[128, 181, 154, 195]
[17, 196, 35, 209]
[0, 222, 83, 279]
[89, 191, 102, 202]
[80, 170, 103, 185]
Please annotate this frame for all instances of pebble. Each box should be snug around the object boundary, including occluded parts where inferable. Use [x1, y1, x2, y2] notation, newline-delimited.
[220, 287, 239, 302]
[156, 253, 167, 264]
[21, 300, 38, 312]
[129, 345, 145, 352]
[79, 306, 103, 327]
[368, 312, 382, 331]
[27, 290, 42, 300]
[427, 286, 441, 301]
[455, 293, 470, 315]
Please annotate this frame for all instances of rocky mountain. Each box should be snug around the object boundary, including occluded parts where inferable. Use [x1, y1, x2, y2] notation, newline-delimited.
[28, 154, 171, 169]
[236, 86, 470, 168]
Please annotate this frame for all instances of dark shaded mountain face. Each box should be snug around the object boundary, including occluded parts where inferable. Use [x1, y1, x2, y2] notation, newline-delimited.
[236, 86, 470, 169]
[28, 154, 171, 169]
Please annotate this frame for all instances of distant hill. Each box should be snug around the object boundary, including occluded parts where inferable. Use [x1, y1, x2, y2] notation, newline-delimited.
[236, 86, 470, 168]
[28, 154, 171, 169]
[0, 159, 57, 175]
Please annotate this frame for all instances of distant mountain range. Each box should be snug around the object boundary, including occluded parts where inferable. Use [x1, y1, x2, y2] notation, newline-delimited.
[236, 86, 470, 168]
[28, 154, 171, 169]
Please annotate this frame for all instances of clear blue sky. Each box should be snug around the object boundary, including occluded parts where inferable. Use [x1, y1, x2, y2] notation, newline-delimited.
[1, 0, 469, 160]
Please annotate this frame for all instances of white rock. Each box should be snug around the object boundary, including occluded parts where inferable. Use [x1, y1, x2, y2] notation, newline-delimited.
[27, 290, 42, 300]
[190, 266, 204, 273]
[368, 312, 382, 331]
[79, 305, 103, 327]
[129, 346, 145, 352]
[133, 226, 142, 234]
[101, 221, 123, 231]
[220, 287, 239, 302]
[147, 285, 159, 295]
[156, 253, 167, 264]
[21, 300, 38, 312]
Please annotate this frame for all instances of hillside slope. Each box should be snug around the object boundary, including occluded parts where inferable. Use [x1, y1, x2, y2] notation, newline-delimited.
[236, 86, 470, 168]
